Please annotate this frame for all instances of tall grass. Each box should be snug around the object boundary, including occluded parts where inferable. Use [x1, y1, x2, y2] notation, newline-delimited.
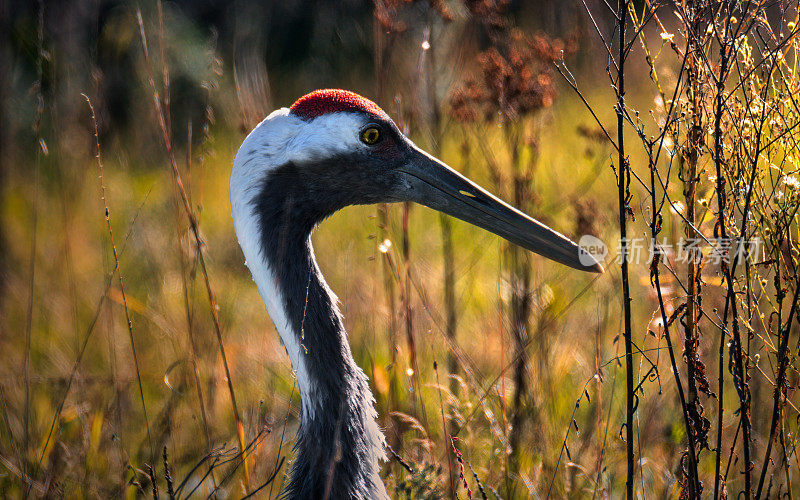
[570, 0, 800, 497]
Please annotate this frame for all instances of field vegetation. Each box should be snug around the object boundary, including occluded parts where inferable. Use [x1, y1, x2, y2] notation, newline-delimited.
[2, 0, 800, 498]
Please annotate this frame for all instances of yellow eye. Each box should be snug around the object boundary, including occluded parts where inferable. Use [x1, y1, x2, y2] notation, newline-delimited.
[360, 126, 381, 145]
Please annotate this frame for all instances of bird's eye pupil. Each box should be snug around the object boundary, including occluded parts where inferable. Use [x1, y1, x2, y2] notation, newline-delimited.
[361, 127, 381, 145]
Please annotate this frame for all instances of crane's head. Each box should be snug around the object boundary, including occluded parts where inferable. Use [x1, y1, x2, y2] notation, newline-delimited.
[232, 89, 602, 273]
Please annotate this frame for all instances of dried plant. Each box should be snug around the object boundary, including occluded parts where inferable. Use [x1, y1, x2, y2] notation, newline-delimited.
[450, 30, 575, 123]
[449, 7, 580, 488]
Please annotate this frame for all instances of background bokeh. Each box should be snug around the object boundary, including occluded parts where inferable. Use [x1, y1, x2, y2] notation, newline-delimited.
[1, 0, 799, 498]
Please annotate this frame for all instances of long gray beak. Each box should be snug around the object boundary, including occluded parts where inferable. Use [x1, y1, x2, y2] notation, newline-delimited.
[398, 147, 603, 273]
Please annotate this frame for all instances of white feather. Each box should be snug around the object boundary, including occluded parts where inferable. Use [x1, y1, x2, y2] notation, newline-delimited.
[230, 108, 369, 419]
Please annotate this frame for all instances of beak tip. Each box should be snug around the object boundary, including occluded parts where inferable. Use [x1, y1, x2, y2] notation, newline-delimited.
[577, 249, 604, 273]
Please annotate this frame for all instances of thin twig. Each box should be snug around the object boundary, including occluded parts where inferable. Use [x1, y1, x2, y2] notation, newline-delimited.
[614, 0, 635, 496]
[85, 94, 154, 460]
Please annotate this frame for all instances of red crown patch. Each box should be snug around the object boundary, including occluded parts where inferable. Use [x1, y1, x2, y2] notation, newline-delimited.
[289, 89, 387, 120]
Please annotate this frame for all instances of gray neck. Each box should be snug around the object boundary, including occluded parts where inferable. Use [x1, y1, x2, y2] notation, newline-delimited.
[250, 165, 387, 499]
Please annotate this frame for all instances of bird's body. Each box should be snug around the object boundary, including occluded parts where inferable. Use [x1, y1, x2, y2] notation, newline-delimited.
[231, 89, 601, 499]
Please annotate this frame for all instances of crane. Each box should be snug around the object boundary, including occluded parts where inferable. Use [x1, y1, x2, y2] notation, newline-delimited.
[230, 89, 602, 499]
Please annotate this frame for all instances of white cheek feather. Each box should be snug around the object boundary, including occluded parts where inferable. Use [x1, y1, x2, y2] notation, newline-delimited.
[230, 109, 366, 419]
